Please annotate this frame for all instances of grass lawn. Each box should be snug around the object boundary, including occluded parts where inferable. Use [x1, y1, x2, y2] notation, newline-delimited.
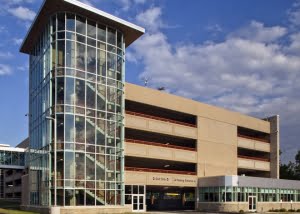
[0, 200, 38, 214]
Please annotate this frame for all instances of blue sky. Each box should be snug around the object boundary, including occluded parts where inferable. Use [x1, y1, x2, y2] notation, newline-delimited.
[0, 0, 299, 163]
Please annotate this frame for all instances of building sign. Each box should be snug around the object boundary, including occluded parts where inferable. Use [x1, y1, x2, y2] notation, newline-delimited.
[149, 175, 197, 186]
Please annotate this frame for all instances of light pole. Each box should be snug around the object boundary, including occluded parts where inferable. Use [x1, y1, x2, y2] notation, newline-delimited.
[46, 116, 56, 206]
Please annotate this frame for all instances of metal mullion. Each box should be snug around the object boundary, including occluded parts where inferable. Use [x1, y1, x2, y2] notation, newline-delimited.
[84, 16, 87, 206]
[94, 23, 98, 205]
[120, 35, 125, 206]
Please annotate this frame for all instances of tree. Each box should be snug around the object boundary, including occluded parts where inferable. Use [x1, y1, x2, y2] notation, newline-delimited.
[280, 150, 300, 180]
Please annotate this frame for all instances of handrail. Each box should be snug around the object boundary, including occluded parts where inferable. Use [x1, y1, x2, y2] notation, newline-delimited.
[125, 166, 196, 175]
[125, 110, 197, 128]
[238, 155, 270, 162]
[125, 138, 196, 151]
[238, 134, 270, 143]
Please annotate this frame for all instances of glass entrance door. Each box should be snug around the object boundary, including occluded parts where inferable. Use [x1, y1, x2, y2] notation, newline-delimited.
[133, 194, 145, 212]
[248, 196, 257, 212]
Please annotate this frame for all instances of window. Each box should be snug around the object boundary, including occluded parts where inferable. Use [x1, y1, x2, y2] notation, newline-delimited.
[76, 42, 85, 71]
[76, 16, 86, 35]
[66, 13, 75, 31]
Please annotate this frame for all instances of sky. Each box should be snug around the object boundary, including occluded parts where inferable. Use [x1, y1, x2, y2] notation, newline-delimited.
[0, 0, 299, 163]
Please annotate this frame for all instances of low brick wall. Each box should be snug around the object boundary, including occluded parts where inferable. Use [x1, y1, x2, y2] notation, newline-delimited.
[60, 206, 131, 214]
[21, 205, 131, 214]
[257, 202, 300, 212]
[197, 202, 300, 213]
[197, 202, 248, 212]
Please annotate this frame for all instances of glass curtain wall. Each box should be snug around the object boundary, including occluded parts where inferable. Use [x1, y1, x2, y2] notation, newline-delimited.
[49, 12, 125, 206]
[28, 18, 52, 206]
[199, 187, 300, 203]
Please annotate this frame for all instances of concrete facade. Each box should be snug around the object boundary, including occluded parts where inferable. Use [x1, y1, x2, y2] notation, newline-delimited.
[124, 83, 275, 180]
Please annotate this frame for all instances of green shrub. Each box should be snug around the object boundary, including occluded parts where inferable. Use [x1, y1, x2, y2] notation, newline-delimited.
[279, 208, 287, 212]
[288, 209, 295, 212]
[273, 209, 279, 212]
[239, 210, 244, 213]
[296, 209, 300, 212]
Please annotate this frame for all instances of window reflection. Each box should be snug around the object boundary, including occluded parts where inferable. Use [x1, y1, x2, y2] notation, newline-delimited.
[76, 16, 86, 35]
[66, 13, 75, 31]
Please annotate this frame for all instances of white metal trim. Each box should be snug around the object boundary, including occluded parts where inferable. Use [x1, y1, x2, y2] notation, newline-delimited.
[64, 0, 145, 33]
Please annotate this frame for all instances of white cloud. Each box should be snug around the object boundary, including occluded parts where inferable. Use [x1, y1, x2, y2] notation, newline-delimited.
[0, 64, 12, 75]
[0, 26, 6, 33]
[288, 0, 300, 26]
[136, 7, 162, 32]
[118, 0, 149, 11]
[129, 8, 300, 163]
[285, 33, 300, 54]
[0, 52, 13, 59]
[229, 21, 287, 43]
[13, 38, 23, 45]
[77, 0, 94, 6]
[205, 24, 223, 37]
[8, 6, 36, 21]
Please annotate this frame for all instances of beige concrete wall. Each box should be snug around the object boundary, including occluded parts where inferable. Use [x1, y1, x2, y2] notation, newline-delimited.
[125, 171, 197, 187]
[125, 83, 270, 133]
[125, 142, 197, 163]
[21, 174, 29, 206]
[125, 83, 277, 179]
[197, 117, 238, 177]
[125, 114, 197, 139]
[238, 158, 270, 171]
[238, 137, 270, 152]
[269, 115, 280, 179]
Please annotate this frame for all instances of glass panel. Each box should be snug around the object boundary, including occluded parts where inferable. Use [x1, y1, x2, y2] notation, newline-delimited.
[107, 28, 116, 45]
[125, 195, 131, 204]
[65, 77, 75, 105]
[139, 186, 144, 194]
[57, 189, 64, 206]
[76, 42, 86, 71]
[57, 40, 65, 67]
[65, 189, 75, 206]
[86, 153, 95, 180]
[76, 16, 86, 35]
[86, 82, 96, 109]
[75, 116, 85, 143]
[56, 77, 64, 104]
[86, 118, 95, 144]
[56, 114, 64, 144]
[87, 46, 96, 73]
[66, 40, 76, 68]
[57, 13, 65, 31]
[65, 152, 74, 179]
[96, 190, 105, 205]
[117, 31, 122, 48]
[66, 13, 75, 32]
[97, 24, 106, 42]
[75, 153, 85, 180]
[75, 190, 85, 205]
[75, 79, 85, 107]
[107, 53, 116, 75]
[96, 119, 105, 145]
[96, 154, 105, 181]
[106, 190, 115, 205]
[65, 114, 74, 142]
[52, 15, 56, 33]
[57, 152, 64, 180]
[87, 20, 96, 38]
[97, 49, 106, 76]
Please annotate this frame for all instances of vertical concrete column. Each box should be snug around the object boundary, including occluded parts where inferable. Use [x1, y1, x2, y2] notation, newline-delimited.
[268, 115, 280, 179]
